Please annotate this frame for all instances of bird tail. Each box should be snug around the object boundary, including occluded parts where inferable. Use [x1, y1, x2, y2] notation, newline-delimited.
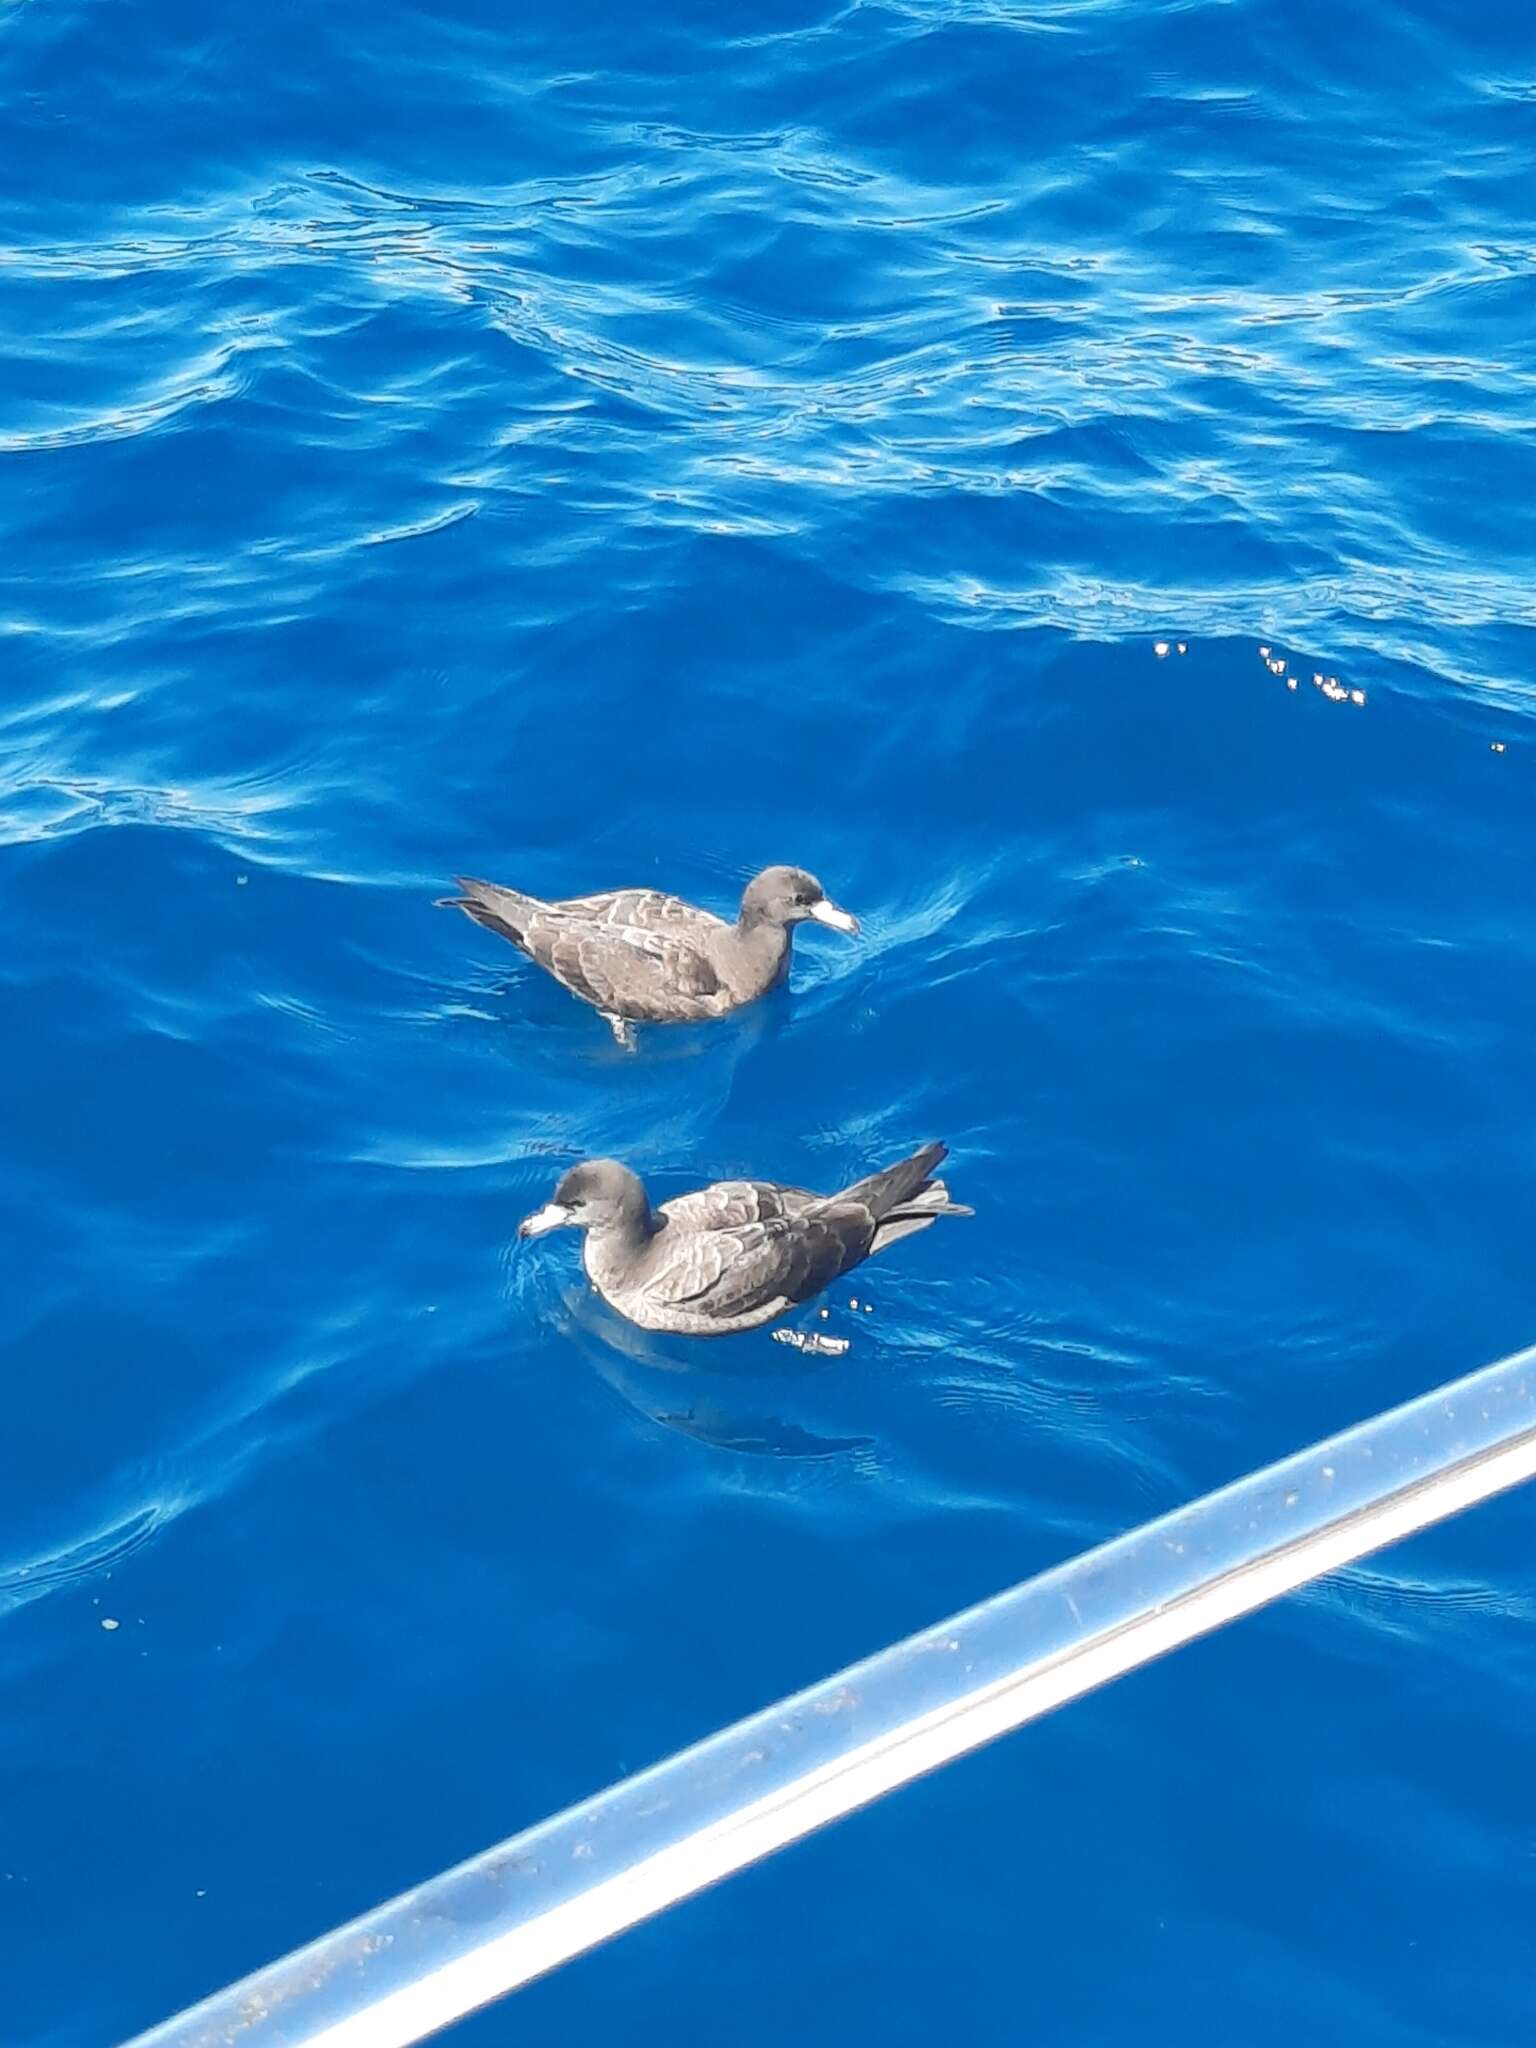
[836, 1141, 973, 1254]
[436, 878, 539, 950]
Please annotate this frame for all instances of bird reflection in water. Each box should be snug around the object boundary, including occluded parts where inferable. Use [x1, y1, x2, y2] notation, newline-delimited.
[549, 1284, 875, 1460]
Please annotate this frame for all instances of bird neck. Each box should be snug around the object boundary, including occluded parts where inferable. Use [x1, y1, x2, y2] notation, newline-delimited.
[736, 905, 792, 958]
[734, 911, 792, 995]
[590, 1196, 659, 1253]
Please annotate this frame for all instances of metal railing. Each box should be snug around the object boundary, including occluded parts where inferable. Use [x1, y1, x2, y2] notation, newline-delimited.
[123, 1341, 1536, 2048]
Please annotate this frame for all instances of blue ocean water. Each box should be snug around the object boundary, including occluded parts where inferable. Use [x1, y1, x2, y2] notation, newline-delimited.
[4, 0, 1536, 2040]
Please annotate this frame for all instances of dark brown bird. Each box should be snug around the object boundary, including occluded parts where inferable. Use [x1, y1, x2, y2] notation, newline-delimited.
[518, 1142, 971, 1335]
[439, 865, 859, 1042]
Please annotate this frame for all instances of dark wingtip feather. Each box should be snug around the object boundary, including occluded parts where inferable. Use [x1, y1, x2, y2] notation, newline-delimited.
[901, 1140, 948, 1185]
[436, 878, 496, 911]
[838, 1140, 954, 1220]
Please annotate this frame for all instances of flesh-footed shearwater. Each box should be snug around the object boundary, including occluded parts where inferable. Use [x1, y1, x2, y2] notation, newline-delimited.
[439, 865, 858, 1043]
[518, 1141, 970, 1335]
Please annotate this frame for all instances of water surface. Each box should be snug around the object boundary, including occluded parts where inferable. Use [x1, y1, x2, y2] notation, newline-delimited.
[3, 2, 1535, 2042]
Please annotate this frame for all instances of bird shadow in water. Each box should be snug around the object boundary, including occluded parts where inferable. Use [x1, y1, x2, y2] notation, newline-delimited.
[549, 1284, 875, 1460]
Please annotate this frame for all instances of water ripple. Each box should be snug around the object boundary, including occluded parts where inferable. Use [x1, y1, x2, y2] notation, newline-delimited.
[4, 0, 1536, 2039]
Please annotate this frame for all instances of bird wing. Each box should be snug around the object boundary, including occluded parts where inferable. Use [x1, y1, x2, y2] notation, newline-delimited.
[663, 1181, 817, 1230]
[527, 917, 724, 1015]
[553, 888, 728, 935]
[645, 1183, 862, 1317]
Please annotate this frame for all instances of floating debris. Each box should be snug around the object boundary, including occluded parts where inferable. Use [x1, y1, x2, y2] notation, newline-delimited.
[773, 1328, 850, 1358]
[100, 1618, 120, 1632]
[1176, 641, 1188, 655]
[1351, 689, 1366, 706]
[1286, 676, 1299, 690]
[1491, 741, 1508, 754]
[1154, 640, 1170, 658]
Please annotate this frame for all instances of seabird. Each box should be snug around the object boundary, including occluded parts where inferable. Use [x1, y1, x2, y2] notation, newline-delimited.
[518, 1141, 971, 1336]
[439, 865, 858, 1042]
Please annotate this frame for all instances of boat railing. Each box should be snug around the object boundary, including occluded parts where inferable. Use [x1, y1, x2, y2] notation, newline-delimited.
[122, 1340, 1536, 2048]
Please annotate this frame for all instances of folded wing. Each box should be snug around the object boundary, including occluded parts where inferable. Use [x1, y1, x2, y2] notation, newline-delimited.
[647, 1181, 867, 1318]
[536, 921, 723, 1015]
[554, 888, 727, 935]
